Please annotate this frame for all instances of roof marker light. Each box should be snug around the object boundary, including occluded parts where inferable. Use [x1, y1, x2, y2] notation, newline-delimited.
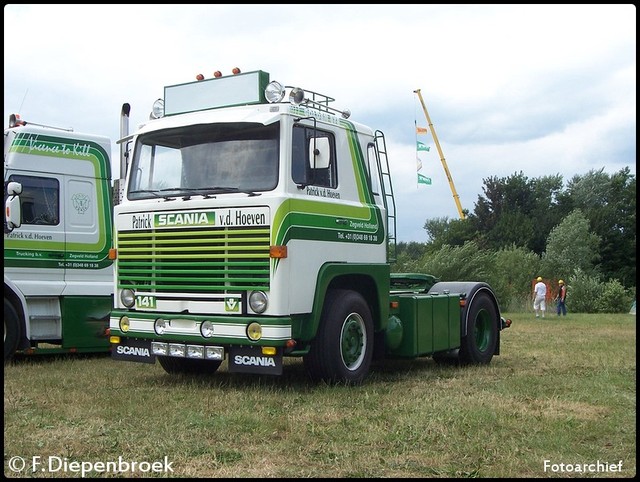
[213, 71, 222, 78]
[232, 67, 241, 74]
[196, 73, 204, 81]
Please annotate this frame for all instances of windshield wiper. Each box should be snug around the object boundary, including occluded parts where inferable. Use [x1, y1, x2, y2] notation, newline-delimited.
[129, 186, 261, 200]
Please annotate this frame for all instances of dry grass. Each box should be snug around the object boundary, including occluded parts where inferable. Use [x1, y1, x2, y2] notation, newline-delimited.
[4, 313, 636, 478]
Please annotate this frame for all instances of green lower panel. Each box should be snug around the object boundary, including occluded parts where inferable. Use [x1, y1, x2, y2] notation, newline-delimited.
[389, 293, 460, 357]
[60, 296, 112, 351]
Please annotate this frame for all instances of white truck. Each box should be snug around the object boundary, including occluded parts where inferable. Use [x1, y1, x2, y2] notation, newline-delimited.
[108, 69, 510, 384]
[4, 115, 114, 361]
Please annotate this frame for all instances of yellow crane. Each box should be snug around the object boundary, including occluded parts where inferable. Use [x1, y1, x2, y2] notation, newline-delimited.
[414, 89, 466, 220]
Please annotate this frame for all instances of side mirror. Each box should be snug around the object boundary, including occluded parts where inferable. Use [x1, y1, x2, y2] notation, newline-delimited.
[4, 182, 23, 232]
[309, 137, 330, 169]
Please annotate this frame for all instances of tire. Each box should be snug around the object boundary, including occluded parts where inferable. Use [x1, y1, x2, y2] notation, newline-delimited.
[432, 349, 460, 366]
[304, 289, 374, 385]
[4, 298, 21, 363]
[459, 291, 498, 365]
[157, 356, 222, 375]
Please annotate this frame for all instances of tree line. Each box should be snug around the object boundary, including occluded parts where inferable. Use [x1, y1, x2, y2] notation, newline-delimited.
[392, 167, 636, 313]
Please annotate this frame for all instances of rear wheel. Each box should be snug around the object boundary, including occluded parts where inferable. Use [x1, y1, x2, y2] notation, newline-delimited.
[304, 289, 373, 385]
[4, 299, 21, 363]
[157, 356, 222, 375]
[459, 291, 498, 365]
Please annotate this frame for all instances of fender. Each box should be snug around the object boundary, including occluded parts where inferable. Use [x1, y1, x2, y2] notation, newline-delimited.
[427, 281, 501, 338]
[297, 262, 390, 341]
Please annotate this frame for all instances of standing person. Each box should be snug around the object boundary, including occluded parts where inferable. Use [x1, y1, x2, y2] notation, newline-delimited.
[556, 279, 567, 316]
[533, 276, 547, 318]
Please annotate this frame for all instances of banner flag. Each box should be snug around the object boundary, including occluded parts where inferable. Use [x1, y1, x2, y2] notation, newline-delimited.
[416, 156, 423, 171]
[417, 141, 430, 151]
[418, 173, 432, 185]
[416, 126, 428, 135]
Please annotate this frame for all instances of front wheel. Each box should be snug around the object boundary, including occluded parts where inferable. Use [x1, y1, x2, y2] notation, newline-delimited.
[459, 291, 499, 365]
[5, 299, 21, 363]
[304, 289, 374, 385]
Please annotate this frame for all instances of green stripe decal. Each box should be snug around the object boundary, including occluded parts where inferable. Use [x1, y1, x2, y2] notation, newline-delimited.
[4, 132, 113, 269]
[272, 121, 384, 247]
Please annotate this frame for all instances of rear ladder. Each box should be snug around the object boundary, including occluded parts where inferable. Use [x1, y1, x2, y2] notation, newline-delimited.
[374, 130, 397, 262]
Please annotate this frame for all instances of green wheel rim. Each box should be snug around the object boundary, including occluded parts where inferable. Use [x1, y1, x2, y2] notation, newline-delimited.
[474, 310, 492, 352]
[341, 313, 366, 370]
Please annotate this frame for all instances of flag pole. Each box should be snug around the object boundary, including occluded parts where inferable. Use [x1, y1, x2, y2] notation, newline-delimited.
[414, 89, 466, 219]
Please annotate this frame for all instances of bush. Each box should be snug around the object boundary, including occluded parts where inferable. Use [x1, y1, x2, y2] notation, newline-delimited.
[595, 279, 633, 313]
[565, 269, 602, 313]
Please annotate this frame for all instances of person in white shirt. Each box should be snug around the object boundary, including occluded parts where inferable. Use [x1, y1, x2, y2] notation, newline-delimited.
[533, 276, 547, 318]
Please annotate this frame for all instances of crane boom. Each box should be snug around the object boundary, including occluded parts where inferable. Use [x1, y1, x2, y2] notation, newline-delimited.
[414, 89, 466, 219]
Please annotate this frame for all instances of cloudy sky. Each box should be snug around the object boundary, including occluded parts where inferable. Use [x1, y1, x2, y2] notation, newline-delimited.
[4, 4, 636, 242]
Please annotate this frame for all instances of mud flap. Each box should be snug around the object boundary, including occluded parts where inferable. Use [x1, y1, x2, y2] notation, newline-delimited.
[228, 345, 283, 375]
[111, 338, 156, 364]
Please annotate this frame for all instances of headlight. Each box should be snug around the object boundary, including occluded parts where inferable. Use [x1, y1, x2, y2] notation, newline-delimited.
[120, 289, 135, 308]
[249, 291, 268, 313]
[265, 81, 285, 103]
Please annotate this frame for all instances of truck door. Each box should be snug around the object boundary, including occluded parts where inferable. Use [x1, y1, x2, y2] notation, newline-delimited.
[61, 172, 113, 296]
[4, 172, 66, 296]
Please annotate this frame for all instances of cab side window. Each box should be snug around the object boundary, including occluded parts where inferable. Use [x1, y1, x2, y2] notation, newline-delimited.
[292, 125, 337, 188]
[9, 175, 60, 225]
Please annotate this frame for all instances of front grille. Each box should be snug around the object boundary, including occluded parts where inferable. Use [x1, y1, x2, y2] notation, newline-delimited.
[116, 226, 270, 294]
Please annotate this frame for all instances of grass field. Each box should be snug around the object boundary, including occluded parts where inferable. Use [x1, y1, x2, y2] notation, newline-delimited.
[4, 313, 636, 478]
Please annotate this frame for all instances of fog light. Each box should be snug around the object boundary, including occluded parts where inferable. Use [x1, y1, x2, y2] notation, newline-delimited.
[247, 322, 262, 341]
[119, 316, 130, 332]
[201, 320, 215, 338]
[155, 318, 169, 335]
[187, 345, 204, 359]
[205, 346, 224, 360]
[169, 343, 185, 357]
[152, 342, 169, 355]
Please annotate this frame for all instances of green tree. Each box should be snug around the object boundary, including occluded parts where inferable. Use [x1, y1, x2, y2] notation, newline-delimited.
[565, 167, 636, 287]
[492, 244, 541, 311]
[542, 209, 601, 279]
[470, 171, 564, 253]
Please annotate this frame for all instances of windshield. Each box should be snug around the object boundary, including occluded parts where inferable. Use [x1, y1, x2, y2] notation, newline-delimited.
[128, 122, 279, 200]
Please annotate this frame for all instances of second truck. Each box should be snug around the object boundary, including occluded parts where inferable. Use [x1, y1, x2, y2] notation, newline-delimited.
[109, 69, 510, 384]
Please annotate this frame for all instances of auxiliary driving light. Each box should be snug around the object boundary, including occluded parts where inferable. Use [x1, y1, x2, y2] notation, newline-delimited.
[200, 320, 215, 338]
[169, 343, 186, 357]
[151, 98, 165, 119]
[154, 318, 169, 335]
[265, 81, 285, 103]
[205, 346, 224, 360]
[289, 87, 305, 105]
[152, 342, 169, 356]
[119, 316, 130, 333]
[247, 322, 262, 341]
[187, 345, 205, 359]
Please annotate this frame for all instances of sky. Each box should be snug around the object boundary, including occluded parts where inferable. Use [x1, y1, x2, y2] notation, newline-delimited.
[4, 4, 636, 242]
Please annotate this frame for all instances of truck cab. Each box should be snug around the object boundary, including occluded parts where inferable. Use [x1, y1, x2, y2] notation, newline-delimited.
[109, 69, 506, 384]
[4, 116, 113, 360]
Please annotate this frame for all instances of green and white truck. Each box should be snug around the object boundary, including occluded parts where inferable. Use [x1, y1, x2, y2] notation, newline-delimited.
[4, 115, 114, 361]
[109, 69, 510, 384]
